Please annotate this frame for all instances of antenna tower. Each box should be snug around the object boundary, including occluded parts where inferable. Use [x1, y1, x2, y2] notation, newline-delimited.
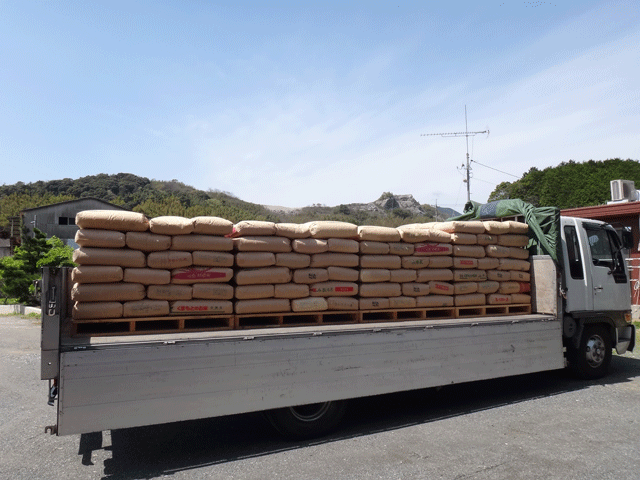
[421, 106, 489, 203]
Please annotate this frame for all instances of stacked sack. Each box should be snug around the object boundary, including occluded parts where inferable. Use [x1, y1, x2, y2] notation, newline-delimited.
[71, 211, 235, 320]
[231, 220, 361, 314]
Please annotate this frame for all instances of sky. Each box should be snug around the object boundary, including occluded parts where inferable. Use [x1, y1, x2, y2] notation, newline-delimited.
[1, 1, 639, 211]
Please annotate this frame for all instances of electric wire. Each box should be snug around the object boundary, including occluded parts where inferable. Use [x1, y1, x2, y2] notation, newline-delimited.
[470, 159, 519, 178]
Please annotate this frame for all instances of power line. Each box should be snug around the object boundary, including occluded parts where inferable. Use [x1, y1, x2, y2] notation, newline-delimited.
[471, 159, 519, 178]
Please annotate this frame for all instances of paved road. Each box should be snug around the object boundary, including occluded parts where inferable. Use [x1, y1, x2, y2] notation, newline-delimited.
[2, 315, 639, 480]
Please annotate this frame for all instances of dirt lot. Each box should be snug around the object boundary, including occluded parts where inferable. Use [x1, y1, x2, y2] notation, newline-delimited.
[1, 315, 639, 480]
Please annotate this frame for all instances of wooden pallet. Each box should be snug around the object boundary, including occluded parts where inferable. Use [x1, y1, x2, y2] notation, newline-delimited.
[71, 314, 235, 337]
[360, 307, 456, 323]
[235, 310, 360, 329]
[456, 303, 532, 318]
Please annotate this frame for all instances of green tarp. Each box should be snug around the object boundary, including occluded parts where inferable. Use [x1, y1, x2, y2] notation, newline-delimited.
[447, 199, 562, 265]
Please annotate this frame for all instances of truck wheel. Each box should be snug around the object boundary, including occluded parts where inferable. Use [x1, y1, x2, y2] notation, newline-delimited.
[569, 325, 612, 380]
[264, 400, 347, 440]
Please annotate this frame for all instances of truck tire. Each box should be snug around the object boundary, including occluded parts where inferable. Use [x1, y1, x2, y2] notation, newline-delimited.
[264, 400, 347, 440]
[568, 324, 612, 380]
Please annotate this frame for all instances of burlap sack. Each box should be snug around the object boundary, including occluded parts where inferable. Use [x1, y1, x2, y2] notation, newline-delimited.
[275, 253, 311, 269]
[235, 252, 276, 268]
[292, 239, 328, 254]
[235, 284, 275, 300]
[397, 226, 452, 243]
[359, 298, 390, 310]
[359, 241, 390, 255]
[291, 297, 328, 312]
[73, 247, 146, 268]
[72, 302, 123, 320]
[171, 300, 233, 315]
[416, 269, 453, 282]
[487, 294, 511, 305]
[498, 234, 529, 248]
[453, 270, 487, 282]
[123, 268, 171, 285]
[477, 234, 498, 246]
[327, 296, 359, 310]
[451, 233, 478, 245]
[309, 282, 358, 297]
[126, 232, 172, 252]
[235, 299, 290, 314]
[361, 255, 402, 269]
[477, 257, 500, 270]
[453, 245, 486, 258]
[306, 221, 358, 239]
[229, 221, 276, 237]
[427, 256, 453, 269]
[327, 238, 359, 253]
[510, 271, 531, 282]
[327, 266, 359, 282]
[413, 243, 452, 256]
[147, 251, 192, 269]
[428, 281, 454, 295]
[416, 295, 454, 307]
[192, 216, 234, 236]
[71, 266, 123, 284]
[401, 256, 430, 269]
[486, 270, 511, 281]
[453, 257, 478, 269]
[192, 251, 235, 267]
[498, 259, 530, 271]
[71, 283, 146, 302]
[274, 283, 309, 299]
[360, 269, 391, 283]
[192, 284, 234, 300]
[149, 216, 194, 235]
[390, 296, 417, 309]
[357, 226, 401, 242]
[172, 267, 233, 284]
[508, 247, 530, 260]
[454, 293, 485, 306]
[389, 269, 418, 283]
[512, 293, 531, 304]
[293, 268, 329, 284]
[147, 284, 192, 300]
[75, 229, 126, 248]
[433, 221, 485, 234]
[506, 221, 529, 234]
[75, 210, 149, 232]
[388, 243, 415, 256]
[310, 253, 359, 268]
[171, 235, 233, 252]
[123, 300, 170, 318]
[454, 282, 478, 295]
[482, 221, 511, 235]
[359, 283, 401, 298]
[477, 281, 500, 294]
[274, 223, 311, 239]
[402, 283, 430, 296]
[234, 267, 291, 285]
[233, 236, 292, 253]
[485, 245, 511, 258]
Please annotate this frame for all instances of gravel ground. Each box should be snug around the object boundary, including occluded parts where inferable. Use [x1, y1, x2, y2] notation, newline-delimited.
[1, 315, 639, 480]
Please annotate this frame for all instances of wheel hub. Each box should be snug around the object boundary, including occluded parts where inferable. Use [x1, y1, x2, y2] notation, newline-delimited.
[585, 335, 606, 368]
[289, 402, 331, 422]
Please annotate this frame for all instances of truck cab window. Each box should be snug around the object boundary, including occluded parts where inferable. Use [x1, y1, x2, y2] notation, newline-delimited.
[585, 226, 627, 283]
[564, 225, 584, 280]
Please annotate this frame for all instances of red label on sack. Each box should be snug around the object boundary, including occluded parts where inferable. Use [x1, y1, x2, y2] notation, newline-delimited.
[435, 284, 449, 291]
[415, 244, 449, 253]
[173, 268, 227, 280]
[459, 260, 474, 265]
[335, 286, 354, 292]
[519, 282, 531, 293]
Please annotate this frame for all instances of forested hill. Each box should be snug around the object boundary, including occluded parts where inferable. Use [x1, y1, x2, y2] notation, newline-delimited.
[0, 173, 441, 228]
[488, 158, 640, 209]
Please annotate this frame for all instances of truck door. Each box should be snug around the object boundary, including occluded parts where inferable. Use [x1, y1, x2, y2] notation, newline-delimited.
[582, 223, 630, 313]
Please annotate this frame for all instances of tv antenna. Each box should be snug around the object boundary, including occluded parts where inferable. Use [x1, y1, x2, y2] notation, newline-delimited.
[421, 106, 489, 203]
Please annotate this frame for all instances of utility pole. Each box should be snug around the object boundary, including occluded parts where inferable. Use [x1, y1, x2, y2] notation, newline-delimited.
[421, 106, 489, 203]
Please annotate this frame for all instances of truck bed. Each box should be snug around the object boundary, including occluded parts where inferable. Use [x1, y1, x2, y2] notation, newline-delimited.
[57, 313, 563, 435]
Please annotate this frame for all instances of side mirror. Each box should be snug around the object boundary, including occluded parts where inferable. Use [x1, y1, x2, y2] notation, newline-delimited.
[621, 228, 634, 250]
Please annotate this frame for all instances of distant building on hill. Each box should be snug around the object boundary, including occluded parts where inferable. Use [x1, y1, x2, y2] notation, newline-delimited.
[20, 198, 129, 248]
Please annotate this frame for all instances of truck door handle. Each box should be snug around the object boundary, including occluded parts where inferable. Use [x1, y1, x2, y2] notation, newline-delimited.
[594, 286, 604, 291]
